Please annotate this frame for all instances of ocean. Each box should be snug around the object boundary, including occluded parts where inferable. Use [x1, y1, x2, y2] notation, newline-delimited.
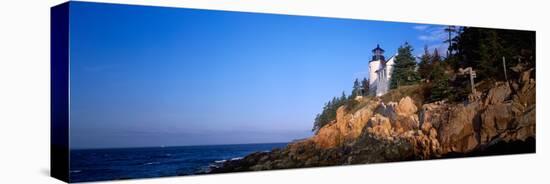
[70, 143, 287, 182]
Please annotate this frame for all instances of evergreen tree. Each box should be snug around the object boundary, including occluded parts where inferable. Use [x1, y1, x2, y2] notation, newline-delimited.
[428, 64, 451, 102]
[432, 48, 441, 63]
[429, 48, 443, 78]
[361, 77, 369, 96]
[312, 91, 349, 133]
[313, 99, 338, 133]
[418, 45, 433, 80]
[444, 26, 457, 57]
[419, 47, 443, 82]
[390, 42, 420, 89]
[449, 27, 535, 81]
[340, 91, 347, 102]
[351, 78, 361, 98]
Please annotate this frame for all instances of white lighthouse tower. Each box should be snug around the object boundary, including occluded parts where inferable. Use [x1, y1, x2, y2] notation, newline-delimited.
[369, 44, 385, 96]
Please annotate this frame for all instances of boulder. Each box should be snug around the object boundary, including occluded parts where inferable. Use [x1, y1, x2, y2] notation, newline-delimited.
[395, 96, 418, 116]
[407, 130, 440, 159]
[312, 100, 379, 149]
[484, 82, 511, 105]
[375, 102, 397, 119]
[480, 103, 513, 144]
[349, 106, 376, 139]
[438, 103, 479, 153]
[512, 79, 536, 113]
[519, 68, 534, 84]
[419, 102, 450, 130]
[376, 96, 420, 133]
[421, 122, 433, 135]
[366, 114, 392, 139]
[393, 115, 420, 134]
[312, 122, 341, 149]
[510, 105, 536, 142]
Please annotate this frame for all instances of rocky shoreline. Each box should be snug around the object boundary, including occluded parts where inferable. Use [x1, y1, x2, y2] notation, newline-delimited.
[206, 69, 535, 174]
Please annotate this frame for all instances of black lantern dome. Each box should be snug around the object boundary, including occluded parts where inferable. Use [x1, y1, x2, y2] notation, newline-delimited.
[371, 44, 385, 62]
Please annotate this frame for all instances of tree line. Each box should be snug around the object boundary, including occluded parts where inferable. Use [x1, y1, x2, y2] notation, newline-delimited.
[390, 26, 535, 102]
[312, 78, 368, 133]
[312, 26, 535, 133]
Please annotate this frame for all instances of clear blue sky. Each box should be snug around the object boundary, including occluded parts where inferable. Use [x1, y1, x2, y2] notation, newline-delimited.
[68, 2, 450, 149]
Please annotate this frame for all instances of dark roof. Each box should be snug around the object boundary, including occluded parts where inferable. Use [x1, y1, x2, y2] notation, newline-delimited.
[372, 44, 385, 53]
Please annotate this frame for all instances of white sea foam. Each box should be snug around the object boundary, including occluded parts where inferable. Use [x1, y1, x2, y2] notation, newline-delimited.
[144, 162, 160, 165]
[214, 159, 226, 163]
[208, 164, 220, 168]
[230, 157, 243, 161]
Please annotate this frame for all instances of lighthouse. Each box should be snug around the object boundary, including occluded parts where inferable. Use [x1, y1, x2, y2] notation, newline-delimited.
[369, 44, 385, 95]
[368, 44, 395, 96]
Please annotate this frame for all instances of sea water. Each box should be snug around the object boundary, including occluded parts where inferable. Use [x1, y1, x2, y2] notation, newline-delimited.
[70, 143, 287, 182]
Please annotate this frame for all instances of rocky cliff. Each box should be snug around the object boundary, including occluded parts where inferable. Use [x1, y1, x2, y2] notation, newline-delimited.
[207, 69, 535, 173]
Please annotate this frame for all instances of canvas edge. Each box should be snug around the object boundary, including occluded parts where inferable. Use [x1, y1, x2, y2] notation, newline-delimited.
[51, 1, 70, 183]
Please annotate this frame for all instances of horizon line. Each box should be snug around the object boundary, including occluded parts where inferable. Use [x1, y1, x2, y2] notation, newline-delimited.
[70, 141, 291, 151]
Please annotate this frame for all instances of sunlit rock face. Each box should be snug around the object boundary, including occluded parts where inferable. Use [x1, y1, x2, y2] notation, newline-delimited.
[208, 74, 536, 173]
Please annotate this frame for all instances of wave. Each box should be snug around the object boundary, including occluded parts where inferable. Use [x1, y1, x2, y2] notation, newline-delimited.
[208, 164, 220, 168]
[214, 159, 226, 163]
[143, 162, 160, 165]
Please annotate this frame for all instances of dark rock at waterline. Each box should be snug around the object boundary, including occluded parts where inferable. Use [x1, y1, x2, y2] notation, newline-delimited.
[208, 137, 534, 174]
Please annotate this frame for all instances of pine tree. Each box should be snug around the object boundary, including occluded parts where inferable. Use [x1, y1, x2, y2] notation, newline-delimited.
[432, 48, 441, 63]
[390, 42, 420, 89]
[444, 26, 457, 57]
[450, 27, 535, 81]
[361, 77, 369, 96]
[429, 64, 451, 102]
[418, 45, 433, 80]
[340, 91, 347, 102]
[428, 48, 443, 80]
[351, 78, 361, 98]
[312, 91, 350, 133]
